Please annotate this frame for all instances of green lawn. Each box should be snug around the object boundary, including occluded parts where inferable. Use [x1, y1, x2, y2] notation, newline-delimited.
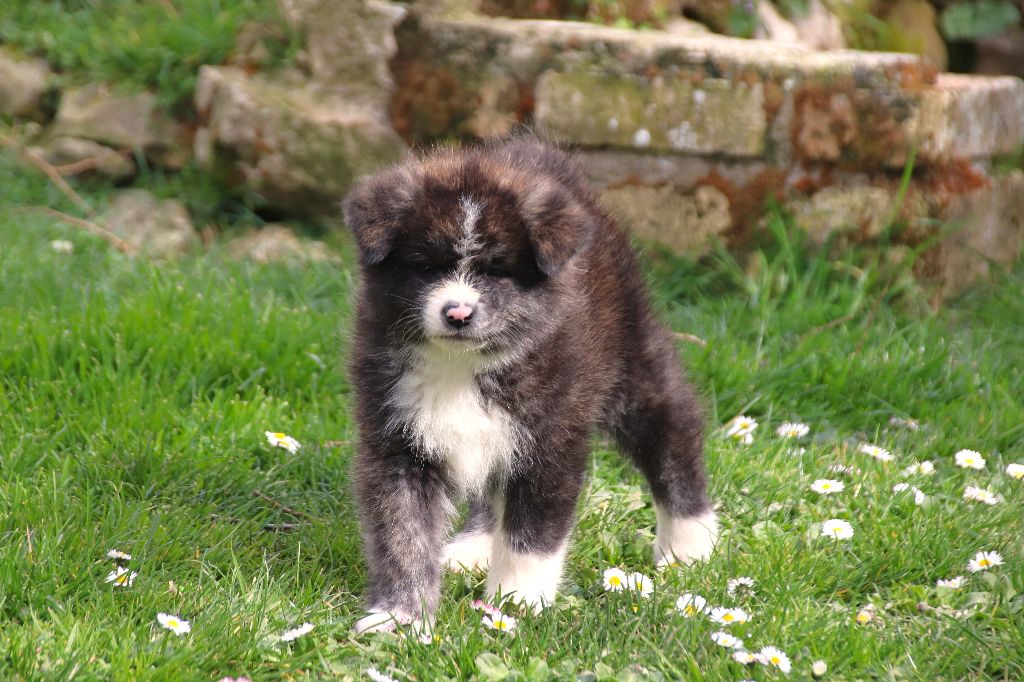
[1, 152, 1023, 681]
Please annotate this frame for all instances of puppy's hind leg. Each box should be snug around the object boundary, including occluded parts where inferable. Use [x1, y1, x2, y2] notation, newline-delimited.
[443, 496, 495, 573]
[610, 347, 718, 567]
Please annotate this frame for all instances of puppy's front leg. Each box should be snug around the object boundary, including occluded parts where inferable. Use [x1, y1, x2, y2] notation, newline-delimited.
[353, 450, 450, 634]
[487, 444, 586, 611]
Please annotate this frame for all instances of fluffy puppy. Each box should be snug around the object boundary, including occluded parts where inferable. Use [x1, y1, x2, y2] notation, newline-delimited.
[343, 138, 716, 633]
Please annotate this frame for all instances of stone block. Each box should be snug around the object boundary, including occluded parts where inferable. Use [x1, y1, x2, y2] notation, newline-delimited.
[0, 48, 52, 120]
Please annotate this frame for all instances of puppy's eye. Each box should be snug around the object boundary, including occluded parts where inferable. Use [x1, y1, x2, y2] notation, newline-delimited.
[417, 263, 441, 275]
[485, 264, 511, 278]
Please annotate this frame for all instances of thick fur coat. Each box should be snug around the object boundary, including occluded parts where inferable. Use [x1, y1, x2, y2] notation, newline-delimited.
[343, 138, 716, 633]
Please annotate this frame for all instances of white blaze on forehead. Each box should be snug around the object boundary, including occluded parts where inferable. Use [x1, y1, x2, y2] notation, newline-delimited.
[457, 196, 483, 259]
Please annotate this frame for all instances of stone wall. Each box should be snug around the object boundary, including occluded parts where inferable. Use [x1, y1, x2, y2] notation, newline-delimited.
[391, 7, 1024, 300]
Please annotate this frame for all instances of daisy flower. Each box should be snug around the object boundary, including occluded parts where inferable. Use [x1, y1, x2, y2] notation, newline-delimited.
[106, 549, 132, 562]
[855, 608, 874, 625]
[726, 576, 755, 598]
[937, 576, 966, 589]
[627, 572, 654, 597]
[50, 239, 74, 254]
[810, 479, 845, 495]
[725, 415, 758, 443]
[157, 612, 191, 636]
[828, 463, 856, 476]
[105, 566, 137, 587]
[902, 461, 935, 476]
[812, 660, 828, 677]
[1005, 463, 1024, 480]
[776, 422, 809, 439]
[711, 630, 743, 648]
[471, 599, 502, 616]
[967, 550, 1003, 573]
[602, 567, 628, 592]
[913, 488, 927, 505]
[821, 518, 854, 540]
[954, 449, 985, 470]
[733, 650, 756, 664]
[708, 606, 750, 626]
[858, 443, 893, 462]
[963, 485, 999, 505]
[482, 612, 517, 632]
[756, 646, 792, 674]
[280, 622, 314, 642]
[675, 593, 708, 617]
[888, 416, 920, 430]
[265, 431, 301, 454]
[366, 668, 398, 682]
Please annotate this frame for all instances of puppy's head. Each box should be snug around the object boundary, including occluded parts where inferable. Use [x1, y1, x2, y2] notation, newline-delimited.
[343, 144, 594, 354]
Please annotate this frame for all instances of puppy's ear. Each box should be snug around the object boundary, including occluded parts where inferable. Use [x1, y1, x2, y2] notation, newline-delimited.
[520, 180, 595, 276]
[342, 167, 418, 266]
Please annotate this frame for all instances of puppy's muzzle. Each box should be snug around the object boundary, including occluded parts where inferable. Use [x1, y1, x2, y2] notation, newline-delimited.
[442, 301, 475, 329]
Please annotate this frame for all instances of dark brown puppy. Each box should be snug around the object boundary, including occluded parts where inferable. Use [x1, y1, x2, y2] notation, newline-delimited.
[343, 138, 716, 633]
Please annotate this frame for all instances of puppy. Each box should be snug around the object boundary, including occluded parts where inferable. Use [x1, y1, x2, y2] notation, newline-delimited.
[343, 138, 716, 634]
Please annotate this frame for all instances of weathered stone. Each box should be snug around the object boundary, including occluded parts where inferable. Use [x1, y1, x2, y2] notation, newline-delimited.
[788, 186, 899, 243]
[53, 84, 189, 169]
[0, 48, 52, 119]
[600, 183, 731, 255]
[279, 0, 406, 109]
[29, 137, 135, 181]
[536, 71, 766, 156]
[194, 66, 405, 218]
[224, 225, 336, 263]
[790, 0, 845, 51]
[915, 74, 1024, 162]
[754, 1, 799, 43]
[101, 190, 199, 259]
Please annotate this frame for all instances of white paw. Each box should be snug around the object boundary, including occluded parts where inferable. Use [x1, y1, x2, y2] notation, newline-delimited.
[485, 538, 567, 612]
[442, 531, 492, 573]
[653, 508, 719, 567]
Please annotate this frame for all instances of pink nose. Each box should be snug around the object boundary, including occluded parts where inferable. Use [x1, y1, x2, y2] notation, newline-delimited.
[442, 301, 475, 328]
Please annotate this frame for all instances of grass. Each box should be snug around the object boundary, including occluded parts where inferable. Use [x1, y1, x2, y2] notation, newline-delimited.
[0, 0, 295, 109]
[2, 151, 1023, 681]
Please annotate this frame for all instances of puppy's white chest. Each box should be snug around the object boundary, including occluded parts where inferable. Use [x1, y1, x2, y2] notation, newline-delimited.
[389, 358, 520, 495]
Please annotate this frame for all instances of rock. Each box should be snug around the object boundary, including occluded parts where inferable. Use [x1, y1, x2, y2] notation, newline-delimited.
[661, 17, 712, 37]
[885, 0, 947, 71]
[916, 74, 1024, 162]
[600, 183, 732, 255]
[0, 48, 52, 120]
[29, 137, 135, 181]
[101, 190, 199, 258]
[535, 71, 766, 157]
[788, 186, 898, 243]
[279, 0, 406, 108]
[224, 225, 336, 263]
[790, 0, 845, 51]
[194, 65, 405, 218]
[53, 84, 189, 169]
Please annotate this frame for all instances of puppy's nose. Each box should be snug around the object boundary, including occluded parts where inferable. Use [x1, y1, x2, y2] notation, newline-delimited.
[442, 301, 474, 328]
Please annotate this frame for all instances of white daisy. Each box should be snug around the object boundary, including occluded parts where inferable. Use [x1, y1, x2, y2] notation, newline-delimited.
[708, 606, 750, 626]
[675, 593, 708, 617]
[280, 622, 314, 642]
[828, 463, 856, 476]
[733, 650, 757, 664]
[265, 431, 301, 453]
[366, 667, 398, 682]
[725, 415, 758, 442]
[954, 449, 985, 470]
[812, 660, 828, 677]
[821, 518, 854, 540]
[963, 485, 999, 505]
[482, 612, 517, 632]
[1005, 463, 1024, 480]
[786, 447, 807, 456]
[50, 239, 74, 254]
[892, 483, 911, 493]
[913, 488, 927, 505]
[105, 566, 137, 587]
[627, 572, 654, 597]
[902, 461, 935, 476]
[106, 549, 132, 562]
[857, 443, 893, 462]
[602, 567, 628, 592]
[967, 550, 1003, 573]
[157, 612, 191, 635]
[776, 422, 809, 439]
[888, 416, 920, 430]
[855, 608, 873, 625]
[936, 576, 966, 589]
[810, 479, 845, 495]
[756, 646, 792, 674]
[711, 630, 743, 648]
[726, 576, 755, 598]
[471, 599, 502, 616]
